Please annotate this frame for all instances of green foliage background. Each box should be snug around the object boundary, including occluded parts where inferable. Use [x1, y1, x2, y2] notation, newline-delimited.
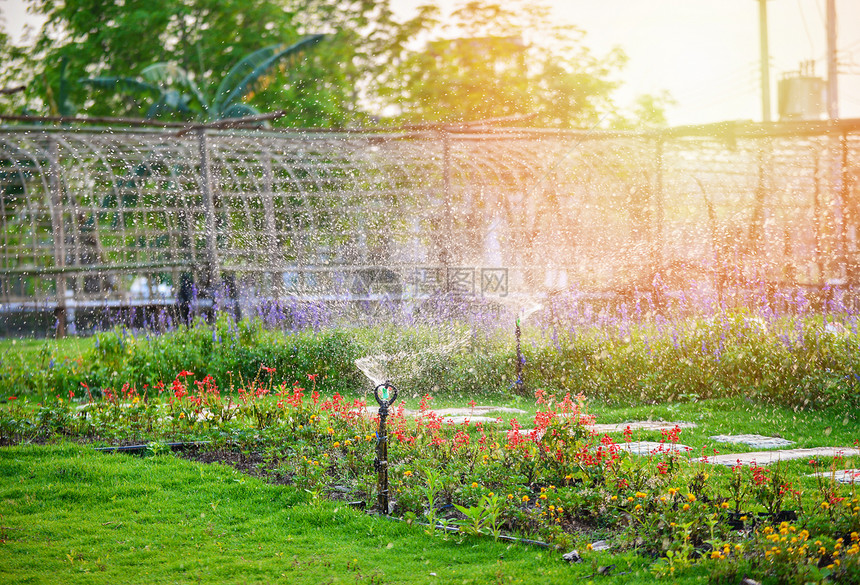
[3, 311, 858, 412]
[2, 0, 667, 128]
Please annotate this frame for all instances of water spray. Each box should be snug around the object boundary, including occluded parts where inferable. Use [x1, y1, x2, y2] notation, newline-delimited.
[373, 381, 398, 514]
[515, 317, 525, 395]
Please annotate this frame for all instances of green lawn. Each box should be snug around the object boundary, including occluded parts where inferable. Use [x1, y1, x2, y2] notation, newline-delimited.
[0, 443, 667, 585]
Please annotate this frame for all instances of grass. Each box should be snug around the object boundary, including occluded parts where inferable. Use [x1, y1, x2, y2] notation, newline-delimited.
[0, 336, 90, 362]
[0, 442, 663, 585]
[395, 393, 858, 452]
[1, 313, 859, 584]
[587, 397, 859, 451]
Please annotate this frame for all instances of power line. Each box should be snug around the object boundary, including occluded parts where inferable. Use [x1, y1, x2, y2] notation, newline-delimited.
[797, 0, 818, 57]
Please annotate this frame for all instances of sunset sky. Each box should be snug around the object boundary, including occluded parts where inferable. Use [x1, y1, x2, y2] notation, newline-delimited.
[393, 0, 860, 125]
[3, 0, 859, 126]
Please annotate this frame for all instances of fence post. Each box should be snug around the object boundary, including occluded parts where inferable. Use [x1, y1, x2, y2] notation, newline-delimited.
[653, 138, 665, 269]
[196, 128, 221, 321]
[262, 150, 280, 300]
[442, 130, 452, 291]
[47, 136, 67, 337]
[840, 133, 855, 284]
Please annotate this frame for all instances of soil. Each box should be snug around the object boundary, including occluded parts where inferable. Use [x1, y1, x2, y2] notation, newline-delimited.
[177, 445, 296, 486]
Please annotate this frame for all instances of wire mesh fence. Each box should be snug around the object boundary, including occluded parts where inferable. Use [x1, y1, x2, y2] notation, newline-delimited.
[1, 120, 858, 332]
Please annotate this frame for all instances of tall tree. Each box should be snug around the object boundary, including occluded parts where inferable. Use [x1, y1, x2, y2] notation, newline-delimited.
[21, 0, 437, 127]
[381, 0, 627, 128]
[0, 31, 34, 114]
[25, 0, 325, 120]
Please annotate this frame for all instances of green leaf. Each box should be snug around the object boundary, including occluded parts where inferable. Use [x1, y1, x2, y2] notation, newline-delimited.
[220, 103, 261, 120]
[211, 34, 324, 119]
[139, 63, 208, 112]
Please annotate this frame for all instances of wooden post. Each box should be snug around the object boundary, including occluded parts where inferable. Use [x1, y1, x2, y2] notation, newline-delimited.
[48, 137, 67, 337]
[196, 129, 220, 321]
[653, 139, 665, 270]
[262, 151, 280, 300]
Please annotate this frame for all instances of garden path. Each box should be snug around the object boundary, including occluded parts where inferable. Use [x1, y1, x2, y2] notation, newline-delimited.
[358, 404, 859, 478]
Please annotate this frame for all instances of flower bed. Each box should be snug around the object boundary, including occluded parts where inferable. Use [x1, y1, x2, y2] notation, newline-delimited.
[2, 368, 858, 584]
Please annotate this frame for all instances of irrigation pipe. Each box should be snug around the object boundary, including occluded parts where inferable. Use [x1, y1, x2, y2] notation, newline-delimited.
[94, 441, 211, 453]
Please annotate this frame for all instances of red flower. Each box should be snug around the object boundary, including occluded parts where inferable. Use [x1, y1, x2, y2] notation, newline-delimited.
[7, 396, 17, 401]
[262, 365, 276, 374]
[307, 373, 318, 382]
[80, 382, 88, 390]
[178, 370, 194, 377]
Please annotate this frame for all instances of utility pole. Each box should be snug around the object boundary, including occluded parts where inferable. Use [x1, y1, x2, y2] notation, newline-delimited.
[826, 0, 839, 119]
[757, 0, 772, 122]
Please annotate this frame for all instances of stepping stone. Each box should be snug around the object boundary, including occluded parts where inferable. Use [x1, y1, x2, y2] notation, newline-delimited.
[508, 420, 697, 442]
[589, 421, 697, 434]
[808, 469, 860, 484]
[354, 405, 525, 421]
[710, 434, 795, 449]
[617, 441, 694, 456]
[695, 447, 860, 467]
[433, 415, 501, 425]
[433, 406, 527, 417]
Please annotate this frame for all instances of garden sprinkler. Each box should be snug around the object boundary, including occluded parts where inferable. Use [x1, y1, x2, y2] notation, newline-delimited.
[373, 381, 398, 514]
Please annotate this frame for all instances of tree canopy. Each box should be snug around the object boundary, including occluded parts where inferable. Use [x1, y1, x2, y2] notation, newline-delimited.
[380, 0, 629, 128]
[0, 0, 669, 129]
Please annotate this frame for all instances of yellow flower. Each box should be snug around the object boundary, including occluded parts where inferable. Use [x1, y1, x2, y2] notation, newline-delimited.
[720, 502, 730, 509]
[507, 494, 514, 500]
[682, 504, 690, 511]
[471, 482, 479, 489]
[668, 488, 678, 496]
[686, 493, 696, 503]
[610, 495, 618, 501]
[635, 504, 642, 511]
[403, 470, 412, 477]
[821, 502, 830, 509]
[539, 494, 547, 500]
[522, 495, 529, 503]
[333, 442, 340, 448]
[635, 491, 647, 499]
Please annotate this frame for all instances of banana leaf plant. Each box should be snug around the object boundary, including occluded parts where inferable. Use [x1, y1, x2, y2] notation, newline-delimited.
[79, 34, 325, 121]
